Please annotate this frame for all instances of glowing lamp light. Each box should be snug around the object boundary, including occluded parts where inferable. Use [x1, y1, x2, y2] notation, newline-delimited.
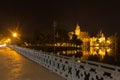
[7, 38, 11, 42]
[13, 33, 17, 37]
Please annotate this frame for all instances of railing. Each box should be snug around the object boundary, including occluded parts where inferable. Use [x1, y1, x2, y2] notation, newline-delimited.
[9, 45, 120, 80]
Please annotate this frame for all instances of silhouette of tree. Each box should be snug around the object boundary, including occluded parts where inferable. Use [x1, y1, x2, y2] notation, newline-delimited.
[56, 28, 69, 43]
[70, 34, 83, 46]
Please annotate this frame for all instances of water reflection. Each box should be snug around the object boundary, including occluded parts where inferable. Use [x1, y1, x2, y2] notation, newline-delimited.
[82, 47, 114, 61]
[57, 47, 114, 61]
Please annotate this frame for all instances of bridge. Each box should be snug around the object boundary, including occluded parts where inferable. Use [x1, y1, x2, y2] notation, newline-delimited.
[0, 46, 65, 80]
[1, 45, 120, 80]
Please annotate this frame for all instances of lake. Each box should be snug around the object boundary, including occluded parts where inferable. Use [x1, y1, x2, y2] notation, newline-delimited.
[25, 46, 120, 66]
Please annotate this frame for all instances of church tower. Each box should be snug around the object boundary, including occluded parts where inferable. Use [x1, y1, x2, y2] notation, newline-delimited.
[75, 24, 80, 39]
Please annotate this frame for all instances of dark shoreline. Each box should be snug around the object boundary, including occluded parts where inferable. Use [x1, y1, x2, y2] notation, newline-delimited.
[24, 45, 82, 52]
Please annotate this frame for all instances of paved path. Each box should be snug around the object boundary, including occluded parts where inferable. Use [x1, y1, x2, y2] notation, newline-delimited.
[0, 47, 65, 80]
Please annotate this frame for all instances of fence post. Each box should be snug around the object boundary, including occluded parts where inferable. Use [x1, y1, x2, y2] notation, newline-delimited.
[51, 52, 54, 72]
[72, 56, 76, 80]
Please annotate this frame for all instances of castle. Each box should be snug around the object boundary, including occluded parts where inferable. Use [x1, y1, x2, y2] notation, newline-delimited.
[68, 24, 112, 47]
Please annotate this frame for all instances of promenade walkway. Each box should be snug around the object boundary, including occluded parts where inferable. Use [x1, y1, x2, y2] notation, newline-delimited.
[0, 47, 65, 80]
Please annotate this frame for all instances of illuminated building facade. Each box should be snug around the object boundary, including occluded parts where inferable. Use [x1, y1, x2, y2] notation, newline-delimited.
[69, 24, 90, 47]
[75, 24, 81, 39]
[69, 24, 113, 47]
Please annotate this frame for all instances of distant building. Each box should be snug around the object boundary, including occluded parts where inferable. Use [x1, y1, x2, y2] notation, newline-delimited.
[75, 24, 90, 40]
[75, 24, 81, 39]
[68, 24, 112, 47]
[68, 31, 74, 40]
[69, 24, 90, 47]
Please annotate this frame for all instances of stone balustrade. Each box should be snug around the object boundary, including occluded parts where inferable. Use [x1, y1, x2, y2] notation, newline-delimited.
[9, 45, 120, 80]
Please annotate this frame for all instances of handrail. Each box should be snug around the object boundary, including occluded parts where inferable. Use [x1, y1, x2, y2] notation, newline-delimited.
[8, 45, 120, 80]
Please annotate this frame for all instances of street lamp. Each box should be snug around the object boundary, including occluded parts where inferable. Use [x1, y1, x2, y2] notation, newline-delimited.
[7, 38, 11, 42]
[6, 38, 11, 45]
[51, 21, 57, 72]
[53, 21, 57, 55]
[13, 33, 17, 38]
[13, 32, 17, 46]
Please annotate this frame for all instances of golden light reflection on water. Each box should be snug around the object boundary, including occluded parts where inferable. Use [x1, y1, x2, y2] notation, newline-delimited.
[88, 47, 113, 61]
[57, 47, 113, 61]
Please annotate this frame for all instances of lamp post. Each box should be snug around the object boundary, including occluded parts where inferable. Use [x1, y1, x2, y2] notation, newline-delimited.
[53, 21, 57, 55]
[51, 21, 56, 71]
[13, 32, 17, 46]
[114, 33, 117, 63]
[7, 38, 11, 45]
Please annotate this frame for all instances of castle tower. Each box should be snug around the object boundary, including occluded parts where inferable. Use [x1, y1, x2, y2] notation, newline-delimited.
[75, 24, 80, 39]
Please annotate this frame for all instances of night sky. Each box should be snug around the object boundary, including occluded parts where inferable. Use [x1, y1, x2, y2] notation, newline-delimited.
[0, 1, 120, 37]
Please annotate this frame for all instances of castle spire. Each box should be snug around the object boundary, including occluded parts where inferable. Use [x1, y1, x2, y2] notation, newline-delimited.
[75, 24, 80, 39]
